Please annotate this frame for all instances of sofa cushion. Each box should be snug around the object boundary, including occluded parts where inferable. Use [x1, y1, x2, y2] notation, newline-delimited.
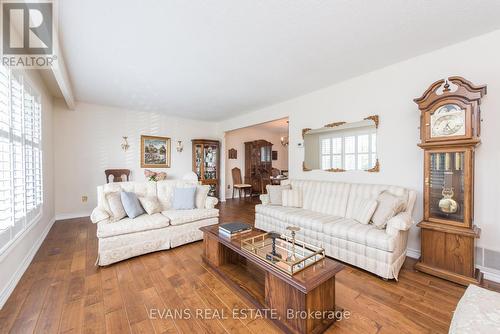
[256, 205, 340, 233]
[285, 209, 341, 232]
[156, 180, 199, 211]
[105, 192, 127, 222]
[371, 191, 406, 229]
[345, 183, 408, 219]
[352, 198, 378, 225]
[323, 217, 397, 252]
[102, 181, 157, 198]
[97, 213, 170, 238]
[138, 196, 162, 215]
[289, 180, 351, 216]
[161, 208, 219, 226]
[195, 185, 210, 209]
[267, 184, 291, 205]
[282, 189, 302, 208]
[172, 187, 196, 210]
[121, 191, 145, 218]
[255, 205, 304, 222]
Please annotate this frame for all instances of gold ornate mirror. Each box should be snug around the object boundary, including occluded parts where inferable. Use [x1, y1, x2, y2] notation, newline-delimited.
[302, 116, 379, 172]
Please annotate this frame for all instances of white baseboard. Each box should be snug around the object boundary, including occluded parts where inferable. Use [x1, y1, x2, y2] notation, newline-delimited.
[406, 247, 421, 259]
[477, 266, 500, 284]
[0, 216, 55, 309]
[55, 211, 91, 221]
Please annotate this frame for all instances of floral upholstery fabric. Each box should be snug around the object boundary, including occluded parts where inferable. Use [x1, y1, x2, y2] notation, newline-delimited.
[94, 180, 220, 266]
[97, 213, 170, 238]
[449, 284, 500, 334]
[161, 208, 219, 226]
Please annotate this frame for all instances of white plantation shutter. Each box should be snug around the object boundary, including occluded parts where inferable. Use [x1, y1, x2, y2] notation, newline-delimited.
[10, 74, 25, 228]
[0, 66, 42, 242]
[34, 97, 42, 207]
[0, 66, 11, 230]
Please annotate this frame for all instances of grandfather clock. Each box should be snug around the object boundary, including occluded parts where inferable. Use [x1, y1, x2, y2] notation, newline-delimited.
[414, 77, 486, 286]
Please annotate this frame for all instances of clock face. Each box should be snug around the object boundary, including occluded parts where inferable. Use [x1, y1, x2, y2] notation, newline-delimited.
[430, 104, 466, 138]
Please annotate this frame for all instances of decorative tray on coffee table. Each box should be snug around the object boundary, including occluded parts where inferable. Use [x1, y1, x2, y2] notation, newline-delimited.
[240, 229, 325, 275]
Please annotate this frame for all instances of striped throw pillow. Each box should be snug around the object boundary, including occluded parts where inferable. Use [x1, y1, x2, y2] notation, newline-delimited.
[282, 189, 302, 208]
[352, 199, 378, 225]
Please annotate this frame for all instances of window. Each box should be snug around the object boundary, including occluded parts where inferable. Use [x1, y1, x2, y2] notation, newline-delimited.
[320, 130, 376, 171]
[0, 65, 42, 232]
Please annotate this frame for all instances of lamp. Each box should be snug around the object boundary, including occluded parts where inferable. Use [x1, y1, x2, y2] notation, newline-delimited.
[176, 140, 183, 152]
[281, 120, 289, 146]
[121, 136, 130, 151]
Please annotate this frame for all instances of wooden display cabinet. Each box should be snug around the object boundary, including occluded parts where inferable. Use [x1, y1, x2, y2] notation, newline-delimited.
[192, 139, 220, 197]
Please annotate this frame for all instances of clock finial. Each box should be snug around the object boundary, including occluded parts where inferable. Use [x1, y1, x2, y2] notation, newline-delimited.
[443, 79, 451, 92]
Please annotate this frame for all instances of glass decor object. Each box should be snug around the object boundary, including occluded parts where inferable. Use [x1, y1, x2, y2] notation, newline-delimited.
[241, 231, 325, 276]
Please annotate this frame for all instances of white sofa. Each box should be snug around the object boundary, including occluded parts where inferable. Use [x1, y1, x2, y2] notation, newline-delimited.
[257, 179, 416, 280]
[90, 180, 219, 266]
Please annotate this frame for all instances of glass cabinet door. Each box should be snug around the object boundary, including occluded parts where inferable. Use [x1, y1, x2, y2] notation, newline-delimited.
[203, 144, 218, 180]
[194, 144, 203, 179]
[425, 149, 471, 227]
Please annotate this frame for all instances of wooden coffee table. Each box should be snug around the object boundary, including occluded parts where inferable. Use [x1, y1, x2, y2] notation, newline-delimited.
[200, 225, 344, 334]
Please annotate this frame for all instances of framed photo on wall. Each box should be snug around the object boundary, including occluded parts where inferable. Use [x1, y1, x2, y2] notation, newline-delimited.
[140, 135, 171, 168]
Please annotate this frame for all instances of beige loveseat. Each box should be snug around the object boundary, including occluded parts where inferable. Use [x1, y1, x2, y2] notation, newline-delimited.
[257, 179, 416, 280]
[90, 180, 219, 265]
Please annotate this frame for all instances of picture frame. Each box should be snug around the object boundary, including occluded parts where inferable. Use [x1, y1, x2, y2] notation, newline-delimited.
[272, 150, 278, 161]
[228, 148, 237, 159]
[140, 135, 171, 168]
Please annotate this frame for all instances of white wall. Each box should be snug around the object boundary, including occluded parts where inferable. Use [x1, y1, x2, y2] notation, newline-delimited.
[0, 70, 55, 308]
[53, 100, 220, 218]
[225, 125, 289, 198]
[219, 30, 500, 254]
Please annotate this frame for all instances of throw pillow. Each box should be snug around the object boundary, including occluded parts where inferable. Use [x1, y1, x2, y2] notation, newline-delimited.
[282, 189, 302, 208]
[267, 184, 291, 205]
[371, 191, 406, 229]
[195, 185, 210, 209]
[352, 199, 378, 225]
[138, 196, 161, 215]
[121, 191, 146, 219]
[172, 187, 196, 210]
[105, 191, 127, 222]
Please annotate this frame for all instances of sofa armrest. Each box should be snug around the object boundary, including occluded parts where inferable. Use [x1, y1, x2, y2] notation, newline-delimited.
[91, 207, 110, 224]
[386, 212, 414, 236]
[205, 196, 219, 209]
[259, 194, 270, 205]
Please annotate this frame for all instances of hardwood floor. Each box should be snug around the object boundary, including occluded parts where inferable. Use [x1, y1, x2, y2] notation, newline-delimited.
[0, 197, 498, 333]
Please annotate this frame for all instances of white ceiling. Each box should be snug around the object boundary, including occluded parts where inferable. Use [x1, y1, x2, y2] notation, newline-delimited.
[58, 0, 500, 121]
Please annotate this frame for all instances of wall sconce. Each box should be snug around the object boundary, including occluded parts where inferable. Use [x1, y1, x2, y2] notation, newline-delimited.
[121, 136, 130, 151]
[176, 140, 183, 152]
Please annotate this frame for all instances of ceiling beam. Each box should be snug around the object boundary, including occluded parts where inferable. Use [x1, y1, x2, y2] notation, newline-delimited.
[50, 34, 75, 110]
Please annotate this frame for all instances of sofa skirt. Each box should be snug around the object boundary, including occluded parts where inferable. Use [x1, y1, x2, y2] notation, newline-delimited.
[255, 213, 408, 280]
[97, 217, 218, 266]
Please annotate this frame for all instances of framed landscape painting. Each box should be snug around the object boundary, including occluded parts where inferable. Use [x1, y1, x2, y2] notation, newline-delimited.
[140, 135, 171, 168]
